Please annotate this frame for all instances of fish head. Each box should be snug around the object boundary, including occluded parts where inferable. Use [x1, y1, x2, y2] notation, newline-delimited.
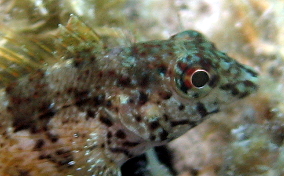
[170, 30, 259, 109]
[115, 30, 259, 145]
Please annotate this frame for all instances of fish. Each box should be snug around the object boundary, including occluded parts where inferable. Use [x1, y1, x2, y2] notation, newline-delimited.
[0, 16, 258, 176]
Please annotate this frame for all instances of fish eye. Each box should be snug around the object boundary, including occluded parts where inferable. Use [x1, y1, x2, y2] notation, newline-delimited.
[186, 69, 210, 88]
[174, 62, 214, 99]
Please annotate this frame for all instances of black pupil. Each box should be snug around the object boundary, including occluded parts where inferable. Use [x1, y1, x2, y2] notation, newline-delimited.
[191, 70, 210, 88]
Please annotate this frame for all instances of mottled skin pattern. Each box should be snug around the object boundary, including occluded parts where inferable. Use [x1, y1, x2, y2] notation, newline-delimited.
[0, 30, 258, 176]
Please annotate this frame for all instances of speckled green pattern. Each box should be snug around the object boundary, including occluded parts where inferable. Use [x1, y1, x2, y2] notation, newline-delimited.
[0, 30, 258, 176]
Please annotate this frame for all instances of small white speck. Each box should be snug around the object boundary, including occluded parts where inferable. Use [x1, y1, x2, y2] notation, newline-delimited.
[68, 160, 76, 166]
[119, 94, 129, 104]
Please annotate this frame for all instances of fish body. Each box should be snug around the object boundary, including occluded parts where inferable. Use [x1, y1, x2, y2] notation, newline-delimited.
[0, 28, 258, 175]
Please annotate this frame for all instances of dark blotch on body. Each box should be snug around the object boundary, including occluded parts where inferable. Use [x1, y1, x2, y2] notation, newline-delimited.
[74, 90, 90, 107]
[38, 154, 52, 160]
[157, 65, 168, 75]
[11, 102, 55, 134]
[118, 76, 131, 86]
[219, 83, 233, 91]
[12, 119, 34, 132]
[139, 74, 150, 87]
[121, 152, 148, 176]
[73, 57, 84, 68]
[178, 80, 189, 94]
[170, 120, 187, 127]
[17, 169, 31, 176]
[107, 131, 112, 139]
[93, 94, 105, 106]
[150, 135, 156, 141]
[72, 52, 96, 68]
[163, 114, 169, 121]
[39, 149, 74, 168]
[159, 130, 169, 141]
[46, 132, 59, 143]
[55, 149, 74, 167]
[38, 109, 56, 120]
[178, 104, 185, 111]
[109, 147, 132, 158]
[196, 102, 219, 118]
[208, 75, 219, 88]
[239, 64, 258, 77]
[86, 109, 96, 118]
[196, 102, 209, 117]
[138, 91, 148, 105]
[33, 139, 45, 150]
[158, 91, 172, 100]
[220, 81, 257, 98]
[149, 121, 160, 130]
[115, 130, 126, 139]
[231, 88, 239, 96]
[88, 144, 98, 151]
[238, 92, 250, 98]
[122, 141, 140, 147]
[170, 120, 193, 127]
[99, 115, 113, 127]
[135, 115, 142, 122]
[106, 100, 112, 107]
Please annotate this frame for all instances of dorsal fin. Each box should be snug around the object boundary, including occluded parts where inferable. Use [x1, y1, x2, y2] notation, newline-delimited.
[57, 14, 103, 56]
[0, 27, 59, 87]
[0, 14, 134, 87]
[0, 14, 103, 87]
[56, 14, 134, 58]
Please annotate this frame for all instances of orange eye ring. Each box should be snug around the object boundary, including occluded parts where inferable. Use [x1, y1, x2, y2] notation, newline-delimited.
[184, 68, 210, 89]
[174, 60, 214, 99]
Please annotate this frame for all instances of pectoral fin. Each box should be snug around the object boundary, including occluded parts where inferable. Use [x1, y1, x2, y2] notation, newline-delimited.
[90, 164, 121, 176]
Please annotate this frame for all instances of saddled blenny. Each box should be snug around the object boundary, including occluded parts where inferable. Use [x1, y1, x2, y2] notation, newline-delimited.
[0, 15, 258, 176]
